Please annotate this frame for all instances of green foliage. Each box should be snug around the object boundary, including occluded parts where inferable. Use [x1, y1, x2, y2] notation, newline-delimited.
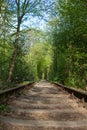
[0, 25, 53, 84]
[0, 0, 54, 83]
[0, 0, 87, 91]
[0, 104, 7, 112]
[48, 0, 87, 89]
[24, 41, 53, 81]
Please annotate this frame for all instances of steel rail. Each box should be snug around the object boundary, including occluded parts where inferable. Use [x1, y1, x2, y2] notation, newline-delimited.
[0, 82, 35, 104]
[53, 82, 87, 103]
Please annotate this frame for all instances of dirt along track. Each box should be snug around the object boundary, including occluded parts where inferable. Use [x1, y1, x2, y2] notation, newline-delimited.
[0, 81, 87, 130]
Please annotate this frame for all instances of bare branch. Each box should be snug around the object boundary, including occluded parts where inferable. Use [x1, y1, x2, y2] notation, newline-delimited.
[15, 0, 18, 5]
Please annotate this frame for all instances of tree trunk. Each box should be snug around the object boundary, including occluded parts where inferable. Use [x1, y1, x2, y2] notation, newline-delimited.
[7, 33, 19, 82]
[7, 0, 21, 82]
[7, 0, 28, 82]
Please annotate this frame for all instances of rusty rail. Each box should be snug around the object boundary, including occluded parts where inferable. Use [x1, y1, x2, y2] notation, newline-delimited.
[0, 82, 35, 104]
[53, 82, 87, 103]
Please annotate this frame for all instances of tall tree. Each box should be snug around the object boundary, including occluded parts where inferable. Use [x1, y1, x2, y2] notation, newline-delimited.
[48, 0, 87, 88]
[7, 0, 54, 82]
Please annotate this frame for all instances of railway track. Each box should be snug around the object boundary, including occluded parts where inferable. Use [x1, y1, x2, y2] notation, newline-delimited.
[0, 81, 87, 130]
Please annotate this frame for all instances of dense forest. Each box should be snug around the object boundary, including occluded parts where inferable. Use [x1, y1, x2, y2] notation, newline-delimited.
[0, 0, 87, 90]
[48, 0, 87, 89]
